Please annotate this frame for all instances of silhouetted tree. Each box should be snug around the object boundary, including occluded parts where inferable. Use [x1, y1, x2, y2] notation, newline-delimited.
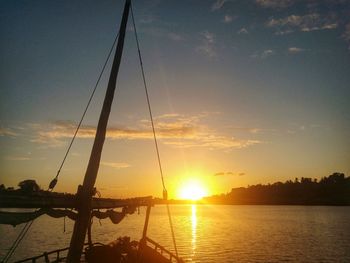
[18, 180, 40, 193]
[204, 173, 350, 205]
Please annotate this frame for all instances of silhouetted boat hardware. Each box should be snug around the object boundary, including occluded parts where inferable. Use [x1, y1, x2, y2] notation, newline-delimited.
[0, 0, 184, 262]
[0, 197, 149, 227]
[0, 191, 152, 209]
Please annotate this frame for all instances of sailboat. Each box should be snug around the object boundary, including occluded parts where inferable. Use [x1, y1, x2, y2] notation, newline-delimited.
[0, 0, 184, 262]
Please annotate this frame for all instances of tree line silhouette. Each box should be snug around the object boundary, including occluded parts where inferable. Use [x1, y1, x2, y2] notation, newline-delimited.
[1, 173, 349, 205]
[204, 173, 350, 205]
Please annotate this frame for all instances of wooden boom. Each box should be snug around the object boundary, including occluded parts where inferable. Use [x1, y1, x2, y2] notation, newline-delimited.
[0, 192, 152, 209]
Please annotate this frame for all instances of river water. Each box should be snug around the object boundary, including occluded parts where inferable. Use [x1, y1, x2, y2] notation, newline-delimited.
[1, 205, 350, 262]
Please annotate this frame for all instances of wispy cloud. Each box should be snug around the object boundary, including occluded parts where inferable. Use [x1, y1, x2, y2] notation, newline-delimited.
[139, 15, 156, 24]
[267, 13, 338, 34]
[214, 171, 245, 176]
[167, 32, 185, 41]
[196, 31, 217, 58]
[0, 127, 18, 137]
[223, 15, 234, 23]
[288, 47, 305, 53]
[251, 49, 275, 59]
[256, 0, 294, 9]
[141, 27, 185, 42]
[101, 162, 130, 169]
[211, 0, 228, 11]
[228, 127, 275, 134]
[31, 120, 197, 142]
[24, 114, 262, 151]
[285, 122, 323, 134]
[4, 156, 30, 161]
[163, 135, 260, 150]
[237, 28, 249, 34]
[261, 49, 274, 58]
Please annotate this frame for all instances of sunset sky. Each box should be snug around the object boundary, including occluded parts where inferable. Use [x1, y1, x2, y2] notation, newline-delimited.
[1, 0, 349, 199]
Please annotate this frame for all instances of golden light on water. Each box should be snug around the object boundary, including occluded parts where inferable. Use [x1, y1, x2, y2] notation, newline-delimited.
[191, 205, 197, 257]
[178, 178, 208, 200]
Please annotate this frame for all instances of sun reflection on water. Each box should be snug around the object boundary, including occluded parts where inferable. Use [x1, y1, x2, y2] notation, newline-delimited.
[191, 205, 197, 259]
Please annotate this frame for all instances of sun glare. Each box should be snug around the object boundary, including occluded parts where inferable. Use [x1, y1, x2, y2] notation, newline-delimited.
[178, 179, 208, 200]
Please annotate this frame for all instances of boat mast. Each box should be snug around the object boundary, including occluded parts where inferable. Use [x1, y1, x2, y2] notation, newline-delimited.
[67, 0, 131, 261]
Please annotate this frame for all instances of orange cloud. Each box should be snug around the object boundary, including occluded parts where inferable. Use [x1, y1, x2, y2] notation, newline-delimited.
[101, 162, 130, 169]
[20, 113, 262, 150]
[5, 156, 30, 161]
[0, 127, 18, 137]
[214, 171, 246, 176]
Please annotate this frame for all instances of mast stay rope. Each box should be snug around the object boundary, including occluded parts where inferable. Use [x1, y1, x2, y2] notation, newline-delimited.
[48, 31, 121, 191]
[130, 3, 179, 257]
[2, 29, 121, 263]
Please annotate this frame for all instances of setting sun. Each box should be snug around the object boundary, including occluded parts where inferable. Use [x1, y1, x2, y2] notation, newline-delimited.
[178, 179, 208, 200]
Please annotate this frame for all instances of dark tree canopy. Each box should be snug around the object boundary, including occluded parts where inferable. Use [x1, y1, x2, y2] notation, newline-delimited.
[205, 173, 350, 205]
[18, 180, 41, 193]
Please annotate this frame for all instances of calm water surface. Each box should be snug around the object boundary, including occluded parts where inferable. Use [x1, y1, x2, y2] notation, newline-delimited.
[1, 205, 350, 262]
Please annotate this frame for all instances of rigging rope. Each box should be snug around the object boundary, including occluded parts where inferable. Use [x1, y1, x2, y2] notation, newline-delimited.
[130, 4, 166, 192]
[130, 3, 179, 257]
[48, 31, 121, 190]
[2, 30, 121, 263]
[2, 221, 33, 263]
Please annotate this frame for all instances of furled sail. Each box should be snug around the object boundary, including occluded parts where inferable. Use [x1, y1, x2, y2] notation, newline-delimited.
[0, 206, 136, 227]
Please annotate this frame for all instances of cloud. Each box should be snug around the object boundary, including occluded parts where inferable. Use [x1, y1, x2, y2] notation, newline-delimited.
[139, 15, 155, 24]
[228, 126, 275, 134]
[153, 113, 182, 119]
[261, 49, 275, 58]
[223, 15, 234, 23]
[4, 156, 30, 161]
[267, 13, 338, 34]
[256, 0, 294, 9]
[285, 122, 322, 134]
[196, 31, 217, 58]
[274, 30, 294, 35]
[101, 162, 130, 169]
[251, 49, 275, 59]
[28, 114, 262, 151]
[249, 128, 261, 134]
[261, 49, 274, 58]
[141, 27, 185, 42]
[163, 135, 261, 150]
[237, 28, 249, 34]
[167, 32, 185, 41]
[31, 120, 197, 142]
[211, 0, 228, 11]
[0, 127, 18, 137]
[214, 171, 245, 176]
[288, 47, 305, 53]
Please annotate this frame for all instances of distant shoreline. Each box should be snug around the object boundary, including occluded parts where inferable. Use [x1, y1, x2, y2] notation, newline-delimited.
[159, 172, 350, 206]
[154, 199, 350, 206]
[1, 173, 349, 207]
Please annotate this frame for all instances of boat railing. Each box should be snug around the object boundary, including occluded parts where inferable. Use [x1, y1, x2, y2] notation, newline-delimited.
[13, 243, 92, 263]
[143, 237, 184, 263]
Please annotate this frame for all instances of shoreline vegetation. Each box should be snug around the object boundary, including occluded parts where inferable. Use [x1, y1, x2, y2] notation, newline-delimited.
[159, 173, 350, 206]
[206, 172, 350, 206]
[1, 173, 349, 206]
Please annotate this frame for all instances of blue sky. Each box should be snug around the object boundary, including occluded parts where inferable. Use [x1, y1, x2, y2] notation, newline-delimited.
[1, 0, 349, 198]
